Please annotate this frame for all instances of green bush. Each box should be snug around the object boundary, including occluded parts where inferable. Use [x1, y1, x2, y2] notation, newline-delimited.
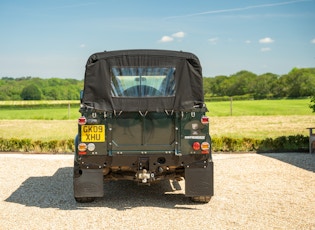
[258, 135, 308, 152]
[212, 135, 308, 152]
[212, 136, 261, 152]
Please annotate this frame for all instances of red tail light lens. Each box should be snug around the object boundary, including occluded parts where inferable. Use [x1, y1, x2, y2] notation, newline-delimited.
[192, 142, 201, 151]
[78, 116, 87, 125]
[201, 116, 209, 125]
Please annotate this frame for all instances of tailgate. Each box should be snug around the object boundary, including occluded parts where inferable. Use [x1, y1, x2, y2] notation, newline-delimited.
[109, 112, 176, 152]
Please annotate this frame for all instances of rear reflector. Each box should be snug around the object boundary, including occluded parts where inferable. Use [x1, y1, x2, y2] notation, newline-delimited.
[201, 150, 210, 154]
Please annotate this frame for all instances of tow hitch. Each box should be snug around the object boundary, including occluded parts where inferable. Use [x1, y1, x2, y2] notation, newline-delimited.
[137, 169, 153, 183]
[137, 157, 154, 184]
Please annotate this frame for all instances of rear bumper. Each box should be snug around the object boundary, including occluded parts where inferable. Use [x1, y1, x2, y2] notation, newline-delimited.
[76, 154, 211, 171]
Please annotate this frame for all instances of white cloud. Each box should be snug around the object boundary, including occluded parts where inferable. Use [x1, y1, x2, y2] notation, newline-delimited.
[172, 31, 185, 38]
[158, 31, 185, 43]
[259, 37, 274, 44]
[80, 44, 86, 48]
[159, 36, 174, 43]
[311, 38, 315, 44]
[208, 37, 219, 45]
[245, 40, 251, 44]
[261, 47, 271, 52]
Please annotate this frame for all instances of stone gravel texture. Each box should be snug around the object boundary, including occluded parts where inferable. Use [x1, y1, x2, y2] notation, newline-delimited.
[0, 153, 314, 230]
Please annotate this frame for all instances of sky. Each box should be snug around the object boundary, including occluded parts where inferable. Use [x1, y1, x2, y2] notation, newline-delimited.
[0, 0, 314, 79]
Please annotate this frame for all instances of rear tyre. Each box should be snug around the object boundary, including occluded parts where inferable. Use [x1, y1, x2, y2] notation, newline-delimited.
[75, 197, 96, 203]
[191, 196, 211, 203]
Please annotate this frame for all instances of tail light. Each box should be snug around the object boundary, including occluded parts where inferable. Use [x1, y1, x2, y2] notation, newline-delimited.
[78, 116, 87, 125]
[201, 142, 210, 154]
[78, 143, 87, 155]
[192, 142, 201, 151]
[201, 115, 209, 125]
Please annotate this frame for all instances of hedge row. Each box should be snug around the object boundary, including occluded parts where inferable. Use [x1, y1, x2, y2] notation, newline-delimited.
[0, 135, 309, 153]
[212, 134, 309, 153]
[0, 138, 74, 153]
[204, 94, 254, 102]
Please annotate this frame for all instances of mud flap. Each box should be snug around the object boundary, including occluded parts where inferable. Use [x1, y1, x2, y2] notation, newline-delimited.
[73, 169, 104, 198]
[185, 161, 214, 197]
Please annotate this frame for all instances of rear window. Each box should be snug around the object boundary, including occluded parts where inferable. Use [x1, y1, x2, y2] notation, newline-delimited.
[111, 67, 176, 97]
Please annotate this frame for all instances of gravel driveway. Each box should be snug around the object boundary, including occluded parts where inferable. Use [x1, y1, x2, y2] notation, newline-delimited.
[0, 153, 314, 229]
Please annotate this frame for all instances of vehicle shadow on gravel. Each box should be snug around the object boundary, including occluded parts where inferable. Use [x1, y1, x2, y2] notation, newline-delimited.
[260, 153, 315, 172]
[5, 167, 200, 210]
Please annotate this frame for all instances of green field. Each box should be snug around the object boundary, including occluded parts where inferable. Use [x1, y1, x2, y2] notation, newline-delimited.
[0, 99, 313, 119]
[0, 100, 80, 120]
[207, 99, 313, 116]
[0, 99, 314, 141]
[0, 107, 80, 120]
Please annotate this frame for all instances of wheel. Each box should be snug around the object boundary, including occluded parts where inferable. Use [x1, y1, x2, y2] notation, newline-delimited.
[190, 196, 211, 203]
[75, 197, 96, 203]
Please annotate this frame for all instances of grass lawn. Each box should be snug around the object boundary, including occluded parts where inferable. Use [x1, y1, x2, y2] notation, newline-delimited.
[0, 120, 77, 141]
[210, 115, 315, 139]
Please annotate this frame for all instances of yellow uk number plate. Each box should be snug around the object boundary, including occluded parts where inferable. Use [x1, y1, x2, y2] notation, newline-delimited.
[81, 125, 105, 142]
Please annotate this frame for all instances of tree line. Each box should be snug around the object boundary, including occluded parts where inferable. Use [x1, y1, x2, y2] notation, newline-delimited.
[0, 77, 83, 100]
[0, 67, 314, 101]
[203, 67, 315, 99]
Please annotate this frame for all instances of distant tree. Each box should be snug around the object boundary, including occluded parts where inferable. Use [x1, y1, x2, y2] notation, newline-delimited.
[227, 71, 257, 96]
[21, 84, 42, 100]
[254, 73, 279, 99]
[281, 68, 315, 97]
[210, 75, 229, 96]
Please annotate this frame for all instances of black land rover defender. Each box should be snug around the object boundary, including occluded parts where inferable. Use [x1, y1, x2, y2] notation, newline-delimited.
[74, 49, 213, 203]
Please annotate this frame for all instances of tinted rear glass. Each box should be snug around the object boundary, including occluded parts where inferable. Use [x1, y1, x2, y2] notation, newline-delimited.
[111, 67, 176, 97]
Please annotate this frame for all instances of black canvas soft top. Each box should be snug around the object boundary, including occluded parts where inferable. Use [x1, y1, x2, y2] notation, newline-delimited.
[82, 49, 205, 112]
